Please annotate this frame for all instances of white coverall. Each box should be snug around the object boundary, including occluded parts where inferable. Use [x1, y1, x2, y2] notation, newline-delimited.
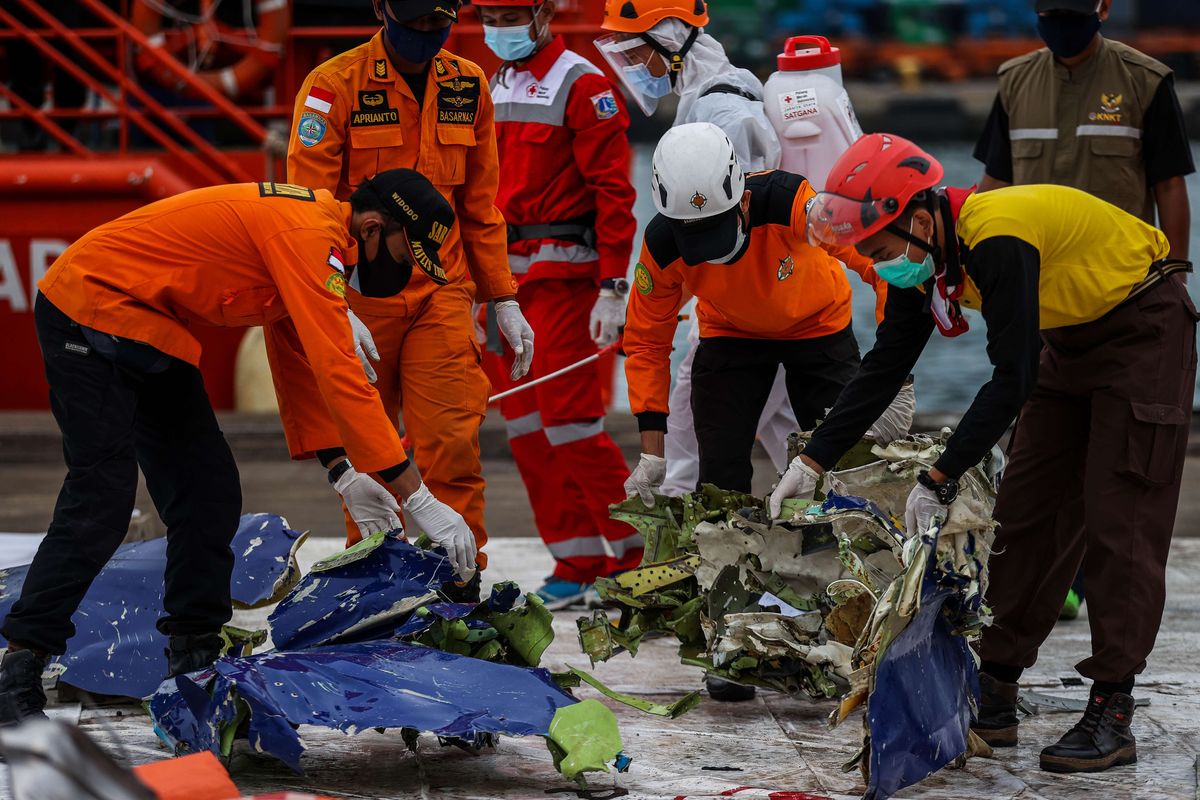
[650, 20, 795, 495]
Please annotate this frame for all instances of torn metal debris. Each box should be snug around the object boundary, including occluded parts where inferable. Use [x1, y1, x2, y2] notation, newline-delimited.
[579, 431, 999, 800]
[0, 513, 304, 699]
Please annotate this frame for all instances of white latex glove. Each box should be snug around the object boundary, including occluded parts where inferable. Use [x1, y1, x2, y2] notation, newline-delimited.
[589, 289, 625, 348]
[403, 483, 477, 578]
[495, 299, 535, 380]
[333, 465, 402, 538]
[624, 453, 666, 508]
[903, 483, 948, 538]
[866, 380, 916, 444]
[768, 456, 823, 518]
[347, 309, 379, 384]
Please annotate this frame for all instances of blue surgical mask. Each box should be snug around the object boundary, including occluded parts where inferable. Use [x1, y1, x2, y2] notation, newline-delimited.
[874, 218, 935, 289]
[384, 14, 452, 65]
[483, 24, 538, 62]
[622, 63, 671, 101]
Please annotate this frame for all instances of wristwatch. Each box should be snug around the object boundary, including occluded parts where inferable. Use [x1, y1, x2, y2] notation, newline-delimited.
[600, 278, 630, 297]
[917, 469, 959, 505]
[328, 459, 353, 484]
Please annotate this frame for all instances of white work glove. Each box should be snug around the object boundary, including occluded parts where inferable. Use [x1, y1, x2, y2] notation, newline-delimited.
[589, 289, 625, 348]
[333, 465, 402, 538]
[903, 483, 948, 538]
[768, 456, 822, 518]
[866, 380, 916, 444]
[403, 483, 477, 579]
[347, 309, 379, 384]
[624, 453, 666, 508]
[494, 299, 535, 381]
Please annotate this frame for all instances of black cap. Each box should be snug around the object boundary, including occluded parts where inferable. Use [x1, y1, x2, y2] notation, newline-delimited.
[1034, 0, 1100, 13]
[363, 168, 455, 284]
[664, 205, 741, 267]
[384, 0, 460, 24]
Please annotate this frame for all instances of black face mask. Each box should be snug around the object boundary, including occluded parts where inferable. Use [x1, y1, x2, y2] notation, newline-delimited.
[351, 231, 413, 298]
[1037, 12, 1101, 59]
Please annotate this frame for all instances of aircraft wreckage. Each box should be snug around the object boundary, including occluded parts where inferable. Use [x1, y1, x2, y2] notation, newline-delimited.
[0, 431, 1001, 798]
[577, 431, 1002, 800]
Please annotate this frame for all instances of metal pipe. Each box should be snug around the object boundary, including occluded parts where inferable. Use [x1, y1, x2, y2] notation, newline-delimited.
[0, 158, 194, 200]
[488, 343, 619, 403]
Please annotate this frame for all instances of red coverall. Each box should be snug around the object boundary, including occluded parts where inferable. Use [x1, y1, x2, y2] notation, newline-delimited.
[482, 36, 642, 582]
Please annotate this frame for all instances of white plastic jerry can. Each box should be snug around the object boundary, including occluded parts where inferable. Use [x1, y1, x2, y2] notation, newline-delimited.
[764, 35, 864, 191]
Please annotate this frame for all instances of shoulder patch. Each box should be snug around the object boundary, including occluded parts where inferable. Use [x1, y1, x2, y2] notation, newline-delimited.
[296, 111, 327, 147]
[590, 89, 619, 120]
[325, 272, 347, 298]
[373, 58, 389, 80]
[258, 182, 316, 201]
[633, 262, 654, 294]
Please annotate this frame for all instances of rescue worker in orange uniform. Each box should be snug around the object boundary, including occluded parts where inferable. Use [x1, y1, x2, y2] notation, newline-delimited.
[623, 123, 897, 702]
[0, 172, 475, 725]
[472, 0, 641, 607]
[285, 0, 534, 571]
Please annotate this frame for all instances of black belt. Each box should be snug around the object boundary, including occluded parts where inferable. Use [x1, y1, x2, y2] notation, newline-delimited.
[507, 215, 596, 249]
[1122, 258, 1192, 306]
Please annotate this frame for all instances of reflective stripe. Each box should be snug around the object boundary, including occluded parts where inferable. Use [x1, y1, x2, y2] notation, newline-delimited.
[1009, 128, 1058, 141]
[509, 242, 599, 274]
[608, 532, 644, 558]
[545, 418, 604, 446]
[1075, 125, 1142, 139]
[548, 537, 609, 559]
[494, 62, 595, 126]
[505, 410, 543, 439]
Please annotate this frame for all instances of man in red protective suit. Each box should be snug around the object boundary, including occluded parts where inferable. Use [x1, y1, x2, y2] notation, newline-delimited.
[474, 0, 642, 607]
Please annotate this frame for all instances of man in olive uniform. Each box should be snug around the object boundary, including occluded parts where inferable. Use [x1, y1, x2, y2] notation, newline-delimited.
[975, 0, 1192, 256]
[973, 0, 1194, 620]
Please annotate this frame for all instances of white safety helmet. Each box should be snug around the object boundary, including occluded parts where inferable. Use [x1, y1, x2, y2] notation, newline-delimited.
[651, 122, 748, 264]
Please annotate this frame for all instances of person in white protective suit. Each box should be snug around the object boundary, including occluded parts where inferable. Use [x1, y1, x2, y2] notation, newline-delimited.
[596, 0, 912, 497]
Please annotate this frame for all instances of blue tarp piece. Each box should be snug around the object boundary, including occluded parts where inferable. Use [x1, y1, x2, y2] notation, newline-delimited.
[148, 641, 579, 773]
[0, 514, 301, 699]
[268, 534, 457, 651]
[820, 493, 905, 538]
[864, 536, 978, 800]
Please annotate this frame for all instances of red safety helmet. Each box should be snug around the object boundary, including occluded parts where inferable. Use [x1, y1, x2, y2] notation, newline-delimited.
[807, 133, 944, 246]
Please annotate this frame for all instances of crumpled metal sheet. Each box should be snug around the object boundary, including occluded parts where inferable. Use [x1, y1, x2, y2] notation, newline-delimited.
[148, 641, 579, 774]
[268, 533, 456, 651]
[864, 534, 978, 800]
[0, 514, 302, 699]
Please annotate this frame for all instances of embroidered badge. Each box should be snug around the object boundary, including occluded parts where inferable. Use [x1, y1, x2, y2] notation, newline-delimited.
[591, 90, 618, 120]
[297, 111, 327, 148]
[777, 255, 795, 281]
[325, 272, 347, 298]
[634, 262, 653, 295]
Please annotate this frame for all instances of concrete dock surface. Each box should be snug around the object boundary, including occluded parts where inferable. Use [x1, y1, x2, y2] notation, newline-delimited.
[0, 536, 1194, 800]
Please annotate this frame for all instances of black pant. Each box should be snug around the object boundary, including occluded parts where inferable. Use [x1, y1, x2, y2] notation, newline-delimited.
[2, 295, 241, 655]
[690, 327, 860, 493]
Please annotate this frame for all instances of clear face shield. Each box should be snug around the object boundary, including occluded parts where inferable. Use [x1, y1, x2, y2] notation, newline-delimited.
[594, 32, 672, 116]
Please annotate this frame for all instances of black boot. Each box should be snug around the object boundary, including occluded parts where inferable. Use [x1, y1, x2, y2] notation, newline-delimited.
[165, 633, 224, 678]
[705, 676, 756, 702]
[971, 672, 1020, 747]
[0, 649, 49, 726]
[1040, 689, 1137, 773]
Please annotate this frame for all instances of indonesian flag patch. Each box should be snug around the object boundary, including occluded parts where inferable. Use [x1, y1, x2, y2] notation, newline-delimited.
[327, 246, 346, 274]
[304, 86, 336, 114]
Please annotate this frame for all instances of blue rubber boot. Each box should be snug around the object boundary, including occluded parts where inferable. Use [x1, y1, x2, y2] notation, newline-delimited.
[535, 577, 593, 610]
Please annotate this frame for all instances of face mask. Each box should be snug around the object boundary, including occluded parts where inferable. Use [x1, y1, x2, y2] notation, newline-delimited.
[484, 24, 538, 61]
[1037, 12, 1101, 59]
[384, 12, 452, 64]
[708, 209, 749, 265]
[874, 218, 935, 289]
[352, 229, 413, 298]
[622, 63, 671, 102]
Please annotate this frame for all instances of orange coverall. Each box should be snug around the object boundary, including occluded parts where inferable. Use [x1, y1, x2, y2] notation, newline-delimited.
[38, 182, 405, 474]
[286, 33, 516, 555]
